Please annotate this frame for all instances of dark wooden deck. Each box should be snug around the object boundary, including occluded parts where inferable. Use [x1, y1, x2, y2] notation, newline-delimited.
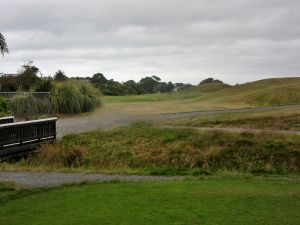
[0, 117, 57, 156]
[0, 116, 14, 125]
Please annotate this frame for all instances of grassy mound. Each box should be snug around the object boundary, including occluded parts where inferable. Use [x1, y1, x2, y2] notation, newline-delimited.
[19, 123, 300, 175]
[103, 77, 300, 114]
[192, 77, 300, 106]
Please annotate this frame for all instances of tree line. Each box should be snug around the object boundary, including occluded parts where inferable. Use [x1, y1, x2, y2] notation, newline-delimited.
[0, 63, 193, 95]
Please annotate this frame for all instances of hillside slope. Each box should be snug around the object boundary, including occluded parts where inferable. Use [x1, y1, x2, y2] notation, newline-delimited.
[103, 77, 300, 114]
[189, 77, 300, 106]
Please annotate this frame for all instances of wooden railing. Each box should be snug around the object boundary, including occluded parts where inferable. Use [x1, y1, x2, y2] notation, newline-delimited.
[0, 116, 14, 125]
[0, 117, 57, 156]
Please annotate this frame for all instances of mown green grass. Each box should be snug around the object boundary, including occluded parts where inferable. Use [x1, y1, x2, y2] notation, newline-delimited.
[162, 106, 300, 130]
[5, 123, 299, 175]
[0, 178, 299, 225]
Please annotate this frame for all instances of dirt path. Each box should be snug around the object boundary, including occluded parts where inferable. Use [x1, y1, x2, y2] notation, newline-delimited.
[57, 105, 300, 137]
[0, 171, 181, 188]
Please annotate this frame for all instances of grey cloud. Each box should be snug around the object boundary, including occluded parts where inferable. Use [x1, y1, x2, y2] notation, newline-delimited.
[0, 0, 300, 84]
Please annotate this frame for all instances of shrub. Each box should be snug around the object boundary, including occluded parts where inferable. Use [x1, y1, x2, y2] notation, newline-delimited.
[0, 97, 8, 116]
[9, 94, 39, 120]
[35, 78, 53, 92]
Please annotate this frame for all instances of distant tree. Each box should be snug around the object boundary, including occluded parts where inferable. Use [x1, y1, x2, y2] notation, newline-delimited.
[18, 63, 40, 91]
[54, 70, 68, 81]
[167, 82, 175, 92]
[174, 83, 193, 91]
[0, 75, 18, 91]
[157, 82, 168, 93]
[35, 77, 53, 92]
[199, 77, 223, 85]
[152, 75, 161, 82]
[123, 80, 141, 95]
[91, 73, 107, 86]
[103, 80, 126, 96]
[199, 78, 214, 85]
[139, 76, 160, 93]
[0, 32, 9, 56]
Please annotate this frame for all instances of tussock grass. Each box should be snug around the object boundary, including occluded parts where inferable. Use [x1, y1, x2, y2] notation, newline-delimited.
[51, 81, 101, 114]
[8, 94, 47, 120]
[19, 123, 300, 175]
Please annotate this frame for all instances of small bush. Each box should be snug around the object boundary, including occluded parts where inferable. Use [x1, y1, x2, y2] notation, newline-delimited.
[9, 94, 39, 120]
[0, 97, 8, 116]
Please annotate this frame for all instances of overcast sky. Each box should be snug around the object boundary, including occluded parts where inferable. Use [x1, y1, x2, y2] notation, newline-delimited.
[1, 0, 299, 84]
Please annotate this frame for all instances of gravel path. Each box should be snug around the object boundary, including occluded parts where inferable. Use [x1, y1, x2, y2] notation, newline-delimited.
[0, 172, 181, 188]
[57, 105, 300, 137]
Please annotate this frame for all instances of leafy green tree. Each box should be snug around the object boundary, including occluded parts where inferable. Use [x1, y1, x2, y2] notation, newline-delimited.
[152, 75, 161, 82]
[199, 78, 223, 85]
[54, 70, 68, 81]
[0, 75, 18, 91]
[103, 80, 126, 96]
[139, 76, 160, 93]
[91, 73, 107, 86]
[123, 80, 141, 95]
[18, 64, 40, 91]
[0, 32, 9, 56]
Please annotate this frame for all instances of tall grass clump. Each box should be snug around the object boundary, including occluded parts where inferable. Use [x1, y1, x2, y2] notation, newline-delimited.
[78, 82, 101, 112]
[9, 94, 39, 120]
[52, 81, 101, 114]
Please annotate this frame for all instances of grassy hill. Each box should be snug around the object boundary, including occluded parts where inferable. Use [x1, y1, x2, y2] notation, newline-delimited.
[194, 77, 300, 106]
[103, 77, 300, 114]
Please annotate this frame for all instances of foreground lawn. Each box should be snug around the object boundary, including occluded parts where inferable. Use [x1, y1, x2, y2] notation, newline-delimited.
[0, 178, 299, 225]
